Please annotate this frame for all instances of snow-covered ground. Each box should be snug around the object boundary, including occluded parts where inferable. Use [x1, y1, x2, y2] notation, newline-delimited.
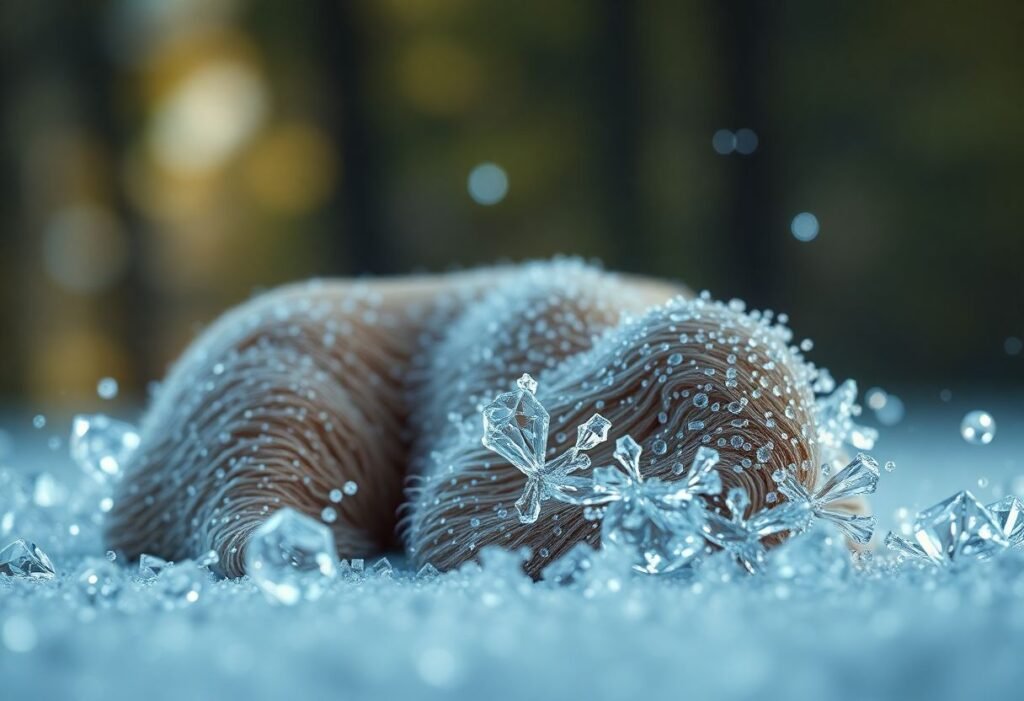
[1, 390, 1022, 701]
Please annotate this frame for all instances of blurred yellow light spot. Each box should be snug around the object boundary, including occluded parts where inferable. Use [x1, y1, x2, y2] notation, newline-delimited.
[241, 123, 336, 215]
[42, 204, 129, 294]
[30, 329, 130, 403]
[398, 38, 483, 116]
[148, 61, 268, 175]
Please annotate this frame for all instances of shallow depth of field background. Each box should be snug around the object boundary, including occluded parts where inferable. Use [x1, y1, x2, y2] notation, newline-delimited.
[0, 0, 1021, 409]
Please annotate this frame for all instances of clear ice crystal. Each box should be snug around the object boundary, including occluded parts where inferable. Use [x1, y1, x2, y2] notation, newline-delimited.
[773, 453, 880, 544]
[138, 553, 171, 580]
[987, 496, 1024, 547]
[585, 439, 722, 574]
[814, 380, 877, 463]
[245, 508, 338, 605]
[69, 414, 141, 484]
[0, 539, 57, 580]
[885, 491, 1009, 567]
[481, 374, 611, 523]
[701, 487, 806, 574]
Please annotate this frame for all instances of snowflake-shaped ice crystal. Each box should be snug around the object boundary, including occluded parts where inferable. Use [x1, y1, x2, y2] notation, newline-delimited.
[701, 487, 810, 574]
[582, 438, 721, 574]
[885, 491, 1009, 567]
[772, 453, 880, 544]
[481, 374, 611, 523]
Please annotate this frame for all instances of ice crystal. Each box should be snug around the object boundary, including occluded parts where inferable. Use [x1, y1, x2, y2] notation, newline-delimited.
[245, 508, 338, 605]
[69, 414, 140, 484]
[0, 539, 56, 580]
[885, 491, 1009, 567]
[987, 496, 1024, 547]
[814, 380, 877, 464]
[481, 373, 611, 523]
[138, 553, 171, 580]
[583, 439, 721, 574]
[701, 488, 807, 574]
[773, 453, 880, 544]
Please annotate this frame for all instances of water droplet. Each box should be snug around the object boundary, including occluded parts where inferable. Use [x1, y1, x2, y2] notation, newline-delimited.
[467, 162, 508, 205]
[97, 377, 119, 400]
[791, 212, 819, 242]
[343, 480, 358, 496]
[884, 461, 896, 472]
[961, 410, 996, 445]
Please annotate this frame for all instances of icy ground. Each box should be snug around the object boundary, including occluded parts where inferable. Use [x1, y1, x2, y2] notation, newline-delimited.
[2, 392, 1023, 701]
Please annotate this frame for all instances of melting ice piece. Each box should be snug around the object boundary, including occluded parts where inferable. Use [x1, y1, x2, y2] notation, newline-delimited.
[885, 491, 1009, 567]
[814, 380, 877, 463]
[773, 453, 880, 544]
[481, 373, 611, 523]
[988, 496, 1024, 547]
[69, 414, 141, 484]
[0, 539, 57, 580]
[585, 439, 721, 575]
[701, 487, 807, 574]
[245, 508, 338, 605]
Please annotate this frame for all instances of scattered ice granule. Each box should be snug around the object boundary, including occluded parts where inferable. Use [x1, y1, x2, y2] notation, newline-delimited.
[245, 508, 338, 605]
[329, 489, 343, 503]
[481, 374, 611, 523]
[587, 439, 721, 575]
[96, 377, 119, 400]
[155, 561, 207, 607]
[371, 557, 394, 578]
[105, 550, 117, 562]
[416, 563, 441, 580]
[884, 460, 896, 472]
[885, 491, 1008, 567]
[814, 379, 877, 463]
[69, 414, 141, 484]
[342, 481, 358, 496]
[138, 553, 171, 580]
[773, 453, 880, 544]
[76, 558, 123, 605]
[960, 410, 996, 445]
[987, 496, 1024, 547]
[0, 539, 57, 580]
[320, 506, 337, 523]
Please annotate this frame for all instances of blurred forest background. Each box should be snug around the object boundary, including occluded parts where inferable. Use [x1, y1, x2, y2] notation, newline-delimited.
[0, 0, 1021, 408]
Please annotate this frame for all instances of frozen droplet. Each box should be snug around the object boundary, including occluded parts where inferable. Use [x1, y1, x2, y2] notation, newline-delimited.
[105, 550, 117, 562]
[693, 393, 709, 409]
[756, 445, 772, 463]
[961, 410, 996, 445]
[790, 212, 819, 242]
[343, 480, 358, 496]
[245, 508, 338, 605]
[321, 506, 337, 523]
[32, 415, 46, 429]
[884, 460, 896, 472]
[97, 377, 119, 400]
[329, 489, 343, 503]
[667, 353, 683, 367]
[651, 439, 667, 455]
